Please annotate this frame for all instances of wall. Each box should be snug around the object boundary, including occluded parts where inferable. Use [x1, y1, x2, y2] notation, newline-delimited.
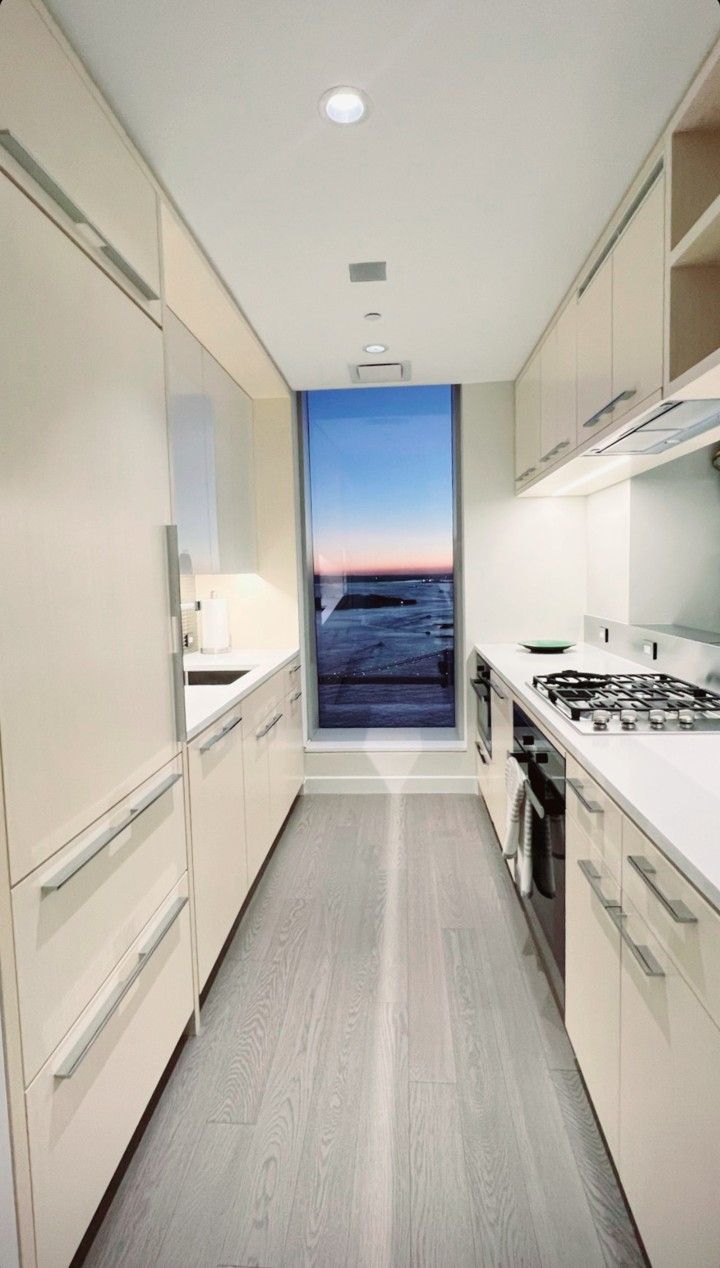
[586, 442, 720, 634]
[195, 395, 300, 649]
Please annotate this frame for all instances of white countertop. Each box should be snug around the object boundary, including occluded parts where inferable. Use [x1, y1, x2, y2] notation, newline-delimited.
[183, 647, 300, 741]
[475, 642, 720, 911]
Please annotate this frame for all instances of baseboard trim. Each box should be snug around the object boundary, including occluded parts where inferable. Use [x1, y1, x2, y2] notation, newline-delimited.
[302, 775, 478, 795]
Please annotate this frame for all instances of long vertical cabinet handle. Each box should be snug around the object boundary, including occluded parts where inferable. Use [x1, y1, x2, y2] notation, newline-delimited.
[165, 525, 187, 743]
[54, 896, 188, 1079]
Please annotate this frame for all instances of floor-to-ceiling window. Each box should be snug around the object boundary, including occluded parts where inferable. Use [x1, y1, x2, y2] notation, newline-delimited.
[302, 384, 458, 733]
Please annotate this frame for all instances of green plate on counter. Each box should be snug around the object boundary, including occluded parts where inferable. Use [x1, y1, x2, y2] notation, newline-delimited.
[519, 640, 575, 654]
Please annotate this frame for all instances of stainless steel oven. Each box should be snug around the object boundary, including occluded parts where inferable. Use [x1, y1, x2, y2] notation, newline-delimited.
[511, 704, 566, 1002]
[472, 653, 493, 759]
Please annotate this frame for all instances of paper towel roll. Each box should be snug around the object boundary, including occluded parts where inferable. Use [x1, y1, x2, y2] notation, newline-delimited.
[200, 591, 230, 654]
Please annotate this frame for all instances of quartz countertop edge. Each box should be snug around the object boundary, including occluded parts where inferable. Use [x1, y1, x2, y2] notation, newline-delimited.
[475, 641, 720, 913]
[184, 647, 300, 741]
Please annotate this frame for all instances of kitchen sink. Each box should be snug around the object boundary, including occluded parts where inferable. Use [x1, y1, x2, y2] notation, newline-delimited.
[186, 669, 250, 686]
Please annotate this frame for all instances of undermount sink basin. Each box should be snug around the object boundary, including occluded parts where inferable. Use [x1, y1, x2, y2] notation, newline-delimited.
[185, 669, 250, 687]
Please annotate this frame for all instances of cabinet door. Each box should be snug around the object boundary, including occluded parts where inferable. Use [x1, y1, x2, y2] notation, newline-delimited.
[165, 309, 217, 575]
[202, 351, 258, 574]
[539, 324, 559, 466]
[565, 817, 621, 1160]
[553, 300, 577, 459]
[241, 684, 276, 887]
[188, 710, 247, 989]
[619, 898, 720, 1268]
[612, 178, 664, 419]
[485, 675, 513, 843]
[0, 0, 160, 300]
[576, 257, 612, 442]
[514, 350, 541, 485]
[283, 684, 304, 814]
[0, 174, 176, 883]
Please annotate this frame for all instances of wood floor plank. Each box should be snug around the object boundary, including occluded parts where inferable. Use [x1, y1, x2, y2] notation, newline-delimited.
[155, 1123, 253, 1268]
[472, 894, 607, 1267]
[551, 1070, 646, 1268]
[407, 834, 456, 1083]
[409, 1081, 476, 1267]
[346, 1001, 410, 1268]
[444, 927, 542, 1267]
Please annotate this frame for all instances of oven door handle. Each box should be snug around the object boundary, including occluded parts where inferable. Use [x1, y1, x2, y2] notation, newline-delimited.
[471, 677, 490, 701]
[506, 751, 546, 820]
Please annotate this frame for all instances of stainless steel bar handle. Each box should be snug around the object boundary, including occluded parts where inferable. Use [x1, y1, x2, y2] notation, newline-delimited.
[289, 663, 301, 676]
[608, 907, 665, 978]
[165, 525, 188, 743]
[54, 896, 188, 1079]
[627, 855, 697, 924]
[577, 858, 618, 910]
[475, 739, 489, 765]
[40, 772, 182, 893]
[198, 714, 242, 753]
[568, 777, 604, 815]
[489, 680, 506, 700]
[0, 131, 159, 302]
[290, 689, 302, 702]
[256, 712, 283, 740]
[583, 387, 637, 430]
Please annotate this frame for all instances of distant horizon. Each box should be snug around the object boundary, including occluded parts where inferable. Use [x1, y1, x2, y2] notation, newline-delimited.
[314, 567, 453, 580]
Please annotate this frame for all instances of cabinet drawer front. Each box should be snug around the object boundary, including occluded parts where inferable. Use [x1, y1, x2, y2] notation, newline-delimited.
[189, 715, 247, 989]
[0, 0, 160, 300]
[241, 674, 282, 739]
[565, 756, 622, 881]
[12, 759, 187, 1084]
[619, 893, 720, 1268]
[565, 820, 621, 1159]
[26, 880, 193, 1268]
[622, 818, 720, 1028]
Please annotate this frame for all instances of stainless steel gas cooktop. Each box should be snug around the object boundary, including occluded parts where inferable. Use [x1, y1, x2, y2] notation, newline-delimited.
[531, 670, 720, 734]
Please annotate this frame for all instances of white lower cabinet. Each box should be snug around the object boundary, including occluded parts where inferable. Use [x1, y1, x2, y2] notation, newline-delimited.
[188, 709, 248, 990]
[242, 665, 303, 888]
[12, 758, 186, 1085]
[565, 816, 621, 1161]
[476, 672, 513, 842]
[565, 758, 720, 1268]
[25, 878, 193, 1268]
[619, 894, 720, 1268]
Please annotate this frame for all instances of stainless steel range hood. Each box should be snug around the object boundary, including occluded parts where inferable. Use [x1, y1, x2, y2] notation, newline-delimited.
[584, 398, 720, 457]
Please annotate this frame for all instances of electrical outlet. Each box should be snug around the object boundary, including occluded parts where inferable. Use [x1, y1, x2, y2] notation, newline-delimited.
[599, 625, 609, 644]
[642, 639, 658, 660]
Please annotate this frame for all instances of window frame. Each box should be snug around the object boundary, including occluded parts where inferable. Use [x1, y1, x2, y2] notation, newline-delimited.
[296, 385, 464, 747]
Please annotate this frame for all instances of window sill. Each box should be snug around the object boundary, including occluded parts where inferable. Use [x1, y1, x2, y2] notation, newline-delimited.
[305, 729, 466, 753]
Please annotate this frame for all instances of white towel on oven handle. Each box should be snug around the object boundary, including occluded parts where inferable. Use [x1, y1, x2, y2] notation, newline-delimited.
[504, 754, 534, 898]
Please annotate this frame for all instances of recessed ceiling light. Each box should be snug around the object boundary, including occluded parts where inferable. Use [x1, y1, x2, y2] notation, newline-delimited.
[364, 311, 382, 321]
[319, 86, 370, 125]
[363, 343, 388, 355]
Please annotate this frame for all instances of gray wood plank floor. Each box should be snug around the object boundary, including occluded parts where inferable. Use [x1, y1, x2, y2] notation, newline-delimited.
[81, 793, 645, 1268]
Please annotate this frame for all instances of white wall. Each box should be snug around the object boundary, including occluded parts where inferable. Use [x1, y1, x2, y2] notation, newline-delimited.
[585, 442, 720, 634]
[585, 480, 632, 623]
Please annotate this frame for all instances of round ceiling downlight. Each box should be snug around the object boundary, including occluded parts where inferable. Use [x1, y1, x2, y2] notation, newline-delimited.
[319, 86, 370, 125]
[363, 343, 388, 354]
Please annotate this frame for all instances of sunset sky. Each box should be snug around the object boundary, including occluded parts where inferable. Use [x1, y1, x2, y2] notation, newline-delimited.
[306, 384, 454, 576]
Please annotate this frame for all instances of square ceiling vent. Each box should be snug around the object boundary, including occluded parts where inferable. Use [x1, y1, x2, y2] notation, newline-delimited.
[350, 361, 410, 384]
[348, 260, 386, 282]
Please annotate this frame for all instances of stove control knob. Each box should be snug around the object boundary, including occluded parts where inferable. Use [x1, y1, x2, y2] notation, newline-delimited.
[592, 709, 611, 730]
[648, 709, 666, 729]
[678, 708, 695, 729]
[620, 709, 638, 730]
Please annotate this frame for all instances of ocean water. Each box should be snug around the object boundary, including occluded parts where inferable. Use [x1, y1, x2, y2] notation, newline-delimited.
[314, 574, 455, 728]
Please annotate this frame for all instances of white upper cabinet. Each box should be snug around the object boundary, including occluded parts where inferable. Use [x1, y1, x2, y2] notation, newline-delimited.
[0, 0, 160, 305]
[612, 176, 665, 419]
[539, 300, 576, 466]
[165, 309, 258, 576]
[575, 255, 613, 442]
[514, 349, 541, 486]
[0, 173, 177, 884]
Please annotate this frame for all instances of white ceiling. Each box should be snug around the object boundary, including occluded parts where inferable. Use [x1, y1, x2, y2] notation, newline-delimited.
[47, 0, 720, 390]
